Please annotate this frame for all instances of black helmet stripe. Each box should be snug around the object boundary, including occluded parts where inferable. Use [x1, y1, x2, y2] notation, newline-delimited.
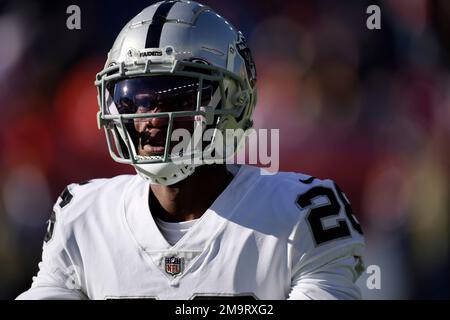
[146, 1, 177, 48]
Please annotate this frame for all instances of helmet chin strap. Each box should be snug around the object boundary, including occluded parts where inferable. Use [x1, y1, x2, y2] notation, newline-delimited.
[134, 162, 197, 185]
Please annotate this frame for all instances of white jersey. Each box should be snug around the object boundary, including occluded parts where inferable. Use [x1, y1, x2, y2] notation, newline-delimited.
[17, 165, 365, 300]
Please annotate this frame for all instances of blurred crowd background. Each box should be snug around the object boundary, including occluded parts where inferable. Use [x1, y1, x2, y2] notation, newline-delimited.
[0, 0, 449, 299]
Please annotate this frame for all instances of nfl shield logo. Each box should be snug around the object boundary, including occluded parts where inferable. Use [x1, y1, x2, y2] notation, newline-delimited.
[165, 256, 184, 276]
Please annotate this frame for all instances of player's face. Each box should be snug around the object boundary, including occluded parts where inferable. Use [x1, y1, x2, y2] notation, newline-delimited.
[109, 76, 214, 157]
[131, 89, 195, 156]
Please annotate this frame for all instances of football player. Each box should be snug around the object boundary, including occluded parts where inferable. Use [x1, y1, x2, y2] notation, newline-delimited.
[17, 0, 365, 300]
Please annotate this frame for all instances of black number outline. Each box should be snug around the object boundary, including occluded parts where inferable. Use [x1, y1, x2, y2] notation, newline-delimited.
[333, 183, 363, 235]
[58, 180, 91, 209]
[297, 186, 352, 245]
[44, 210, 57, 243]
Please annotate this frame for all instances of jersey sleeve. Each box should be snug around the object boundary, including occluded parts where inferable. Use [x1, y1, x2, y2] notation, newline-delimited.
[16, 185, 87, 300]
[287, 178, 366, 300]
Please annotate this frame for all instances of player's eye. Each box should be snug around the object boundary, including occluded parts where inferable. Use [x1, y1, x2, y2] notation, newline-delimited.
[117, 97, 137, 114]
[109, 76, 218, 115]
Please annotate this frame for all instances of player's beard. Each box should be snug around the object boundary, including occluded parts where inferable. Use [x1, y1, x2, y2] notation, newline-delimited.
[136, 118, 196, 157]
[138, 129, 166, 156]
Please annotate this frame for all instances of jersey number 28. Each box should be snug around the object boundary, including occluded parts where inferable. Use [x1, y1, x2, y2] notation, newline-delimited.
[297, 183, 363, 245]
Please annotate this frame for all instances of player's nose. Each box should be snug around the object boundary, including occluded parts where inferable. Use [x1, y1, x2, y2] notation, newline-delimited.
[138, 105, 169, 128]
[148, 112, 169, 127]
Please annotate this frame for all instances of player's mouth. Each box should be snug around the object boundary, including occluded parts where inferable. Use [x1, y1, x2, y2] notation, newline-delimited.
[139, 129, 167, 155]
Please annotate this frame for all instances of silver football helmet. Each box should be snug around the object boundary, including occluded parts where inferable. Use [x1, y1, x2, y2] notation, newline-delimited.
[95, 0, 257, 185]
